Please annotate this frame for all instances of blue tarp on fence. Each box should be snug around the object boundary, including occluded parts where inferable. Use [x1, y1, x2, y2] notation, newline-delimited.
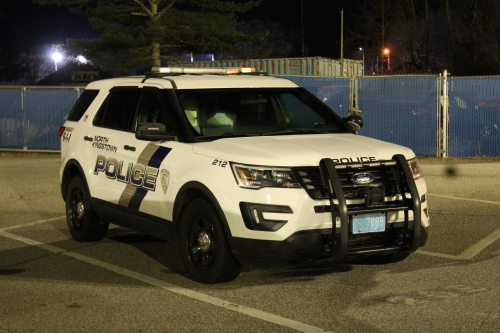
[1, 76, 499, 156]
[358, 76, 438, 156]
[448, 77, 500, 157]
[0, 88, 81, 149]
[0, 89, 24, 148]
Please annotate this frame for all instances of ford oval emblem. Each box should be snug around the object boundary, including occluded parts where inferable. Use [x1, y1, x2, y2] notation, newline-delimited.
[351, 172, 375, 185]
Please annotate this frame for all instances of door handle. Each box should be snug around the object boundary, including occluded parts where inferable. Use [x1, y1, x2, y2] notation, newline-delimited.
[124, 145, 136, 151]
[84, 136, 93, 142]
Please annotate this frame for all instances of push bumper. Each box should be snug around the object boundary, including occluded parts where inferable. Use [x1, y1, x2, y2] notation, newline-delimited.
[228, 154, 428, 265]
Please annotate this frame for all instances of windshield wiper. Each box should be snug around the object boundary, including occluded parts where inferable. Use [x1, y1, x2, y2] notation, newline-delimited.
[260, 129, 338, 136]
[197, 132, 258, 140]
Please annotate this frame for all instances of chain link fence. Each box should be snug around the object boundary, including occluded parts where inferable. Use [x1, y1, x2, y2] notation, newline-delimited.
[0, 76, 499, 157]
[357, 76, 438, 156]
[0, 87, 82, 150]
[448, 77, 500, 157]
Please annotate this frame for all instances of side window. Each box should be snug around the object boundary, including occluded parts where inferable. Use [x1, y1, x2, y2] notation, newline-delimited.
[133, 91, 165, 131]
[67, 90, 99, 121]
[93, 90, 139, 131]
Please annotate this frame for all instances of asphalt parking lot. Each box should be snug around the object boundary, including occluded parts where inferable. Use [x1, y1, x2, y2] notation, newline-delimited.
[1, 155, 500, 332]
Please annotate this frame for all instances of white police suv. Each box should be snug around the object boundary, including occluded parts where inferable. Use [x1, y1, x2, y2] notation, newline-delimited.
[59, 67, 430, 283]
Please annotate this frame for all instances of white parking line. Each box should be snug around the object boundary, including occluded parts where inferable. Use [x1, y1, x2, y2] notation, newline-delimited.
[0, 230, 334, 333]
[424, 194, 500, 259]
[415, 250, 466, 261]
[458, 226, 500, 260]
[0, 216, 66, 232]
[427, 194, 500, 206]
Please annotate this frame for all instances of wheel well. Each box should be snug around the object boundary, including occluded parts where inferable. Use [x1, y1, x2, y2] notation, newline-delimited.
[62, 161, 84, 201]
[173, 188, 206, 234]
[173, 182, 232, 238]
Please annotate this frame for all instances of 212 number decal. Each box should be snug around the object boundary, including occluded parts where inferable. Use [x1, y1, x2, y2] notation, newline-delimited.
[212, 159, 227, 167]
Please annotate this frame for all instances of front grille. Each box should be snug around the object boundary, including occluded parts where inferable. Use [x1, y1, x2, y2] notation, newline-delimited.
[293, 161, 402, 201]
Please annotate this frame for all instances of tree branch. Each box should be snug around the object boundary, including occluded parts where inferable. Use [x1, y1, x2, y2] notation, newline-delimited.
[158, 0, 177, 18]
[132, 0, 154, 18]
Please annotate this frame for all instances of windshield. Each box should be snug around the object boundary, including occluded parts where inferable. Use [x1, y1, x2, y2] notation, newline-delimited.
[176, 88, 351, 140]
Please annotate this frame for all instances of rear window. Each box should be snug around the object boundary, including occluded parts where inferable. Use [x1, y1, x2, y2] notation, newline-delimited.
[67, 90, 99, 121]
[93, 90, 140, 131]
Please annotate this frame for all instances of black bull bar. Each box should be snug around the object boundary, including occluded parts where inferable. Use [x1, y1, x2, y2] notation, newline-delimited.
[319, 154, 422, 260]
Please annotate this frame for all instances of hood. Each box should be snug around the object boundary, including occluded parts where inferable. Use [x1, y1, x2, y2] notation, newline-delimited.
[192, 134, 416, 166]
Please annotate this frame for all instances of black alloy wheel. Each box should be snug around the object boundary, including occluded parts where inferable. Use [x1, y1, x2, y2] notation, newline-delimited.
[65, 176, 108, 242]
[178, 198, 242, 284]
[187, 214, 216, 271]
[69, 188, 86, 230]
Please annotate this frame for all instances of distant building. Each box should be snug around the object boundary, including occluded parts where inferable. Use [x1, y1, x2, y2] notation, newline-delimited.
[37, 62, 112, 86]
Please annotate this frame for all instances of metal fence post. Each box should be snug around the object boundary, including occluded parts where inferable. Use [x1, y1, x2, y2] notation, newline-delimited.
[22, 87, 27, 150]
[441, 70, 449, 158]
[348, 76, 362, 116]
[437, 75, 441, 157]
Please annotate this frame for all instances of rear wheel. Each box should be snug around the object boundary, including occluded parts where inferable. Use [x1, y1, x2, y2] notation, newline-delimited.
[363, 251, 411, 264]
[66, 176, 108, 242]
[178, 198, 242, 284]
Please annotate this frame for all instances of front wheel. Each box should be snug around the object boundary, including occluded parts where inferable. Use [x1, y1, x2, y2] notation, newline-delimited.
[178, 198, 242, 284]
[65, 176, 108, 242]
[363, 251, 412, 264]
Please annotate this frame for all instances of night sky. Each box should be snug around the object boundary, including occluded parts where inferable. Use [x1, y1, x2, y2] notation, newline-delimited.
[0, 0, 357, 60]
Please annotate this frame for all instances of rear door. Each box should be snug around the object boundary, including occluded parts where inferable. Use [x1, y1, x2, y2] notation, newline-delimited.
[83, 86, 142, 206]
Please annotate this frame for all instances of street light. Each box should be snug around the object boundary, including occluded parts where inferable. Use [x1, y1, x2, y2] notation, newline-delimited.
[76, 55, 88, 64]
[52, 52, 62, 71]
[384, 48, 390, 71]
[359, 47, 365, 76]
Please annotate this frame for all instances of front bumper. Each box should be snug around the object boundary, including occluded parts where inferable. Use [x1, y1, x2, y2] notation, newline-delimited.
[228, 223, 429, 264]
[222, 154, 429, 264]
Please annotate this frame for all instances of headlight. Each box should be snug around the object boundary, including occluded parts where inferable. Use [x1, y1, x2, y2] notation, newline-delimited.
[408, 157, 423, 179]
[231, 163, 301, 189]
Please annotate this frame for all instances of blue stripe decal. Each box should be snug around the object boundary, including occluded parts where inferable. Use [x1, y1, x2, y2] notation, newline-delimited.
[128, 146, 172, 210]
[149, 147, 172, 169]
[128, 188, 148, 210]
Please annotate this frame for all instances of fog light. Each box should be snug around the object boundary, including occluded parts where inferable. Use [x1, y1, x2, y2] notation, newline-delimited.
[423, 208, 429, 218]
[253, 209, 260, 224]
[240, 202, 293, 232]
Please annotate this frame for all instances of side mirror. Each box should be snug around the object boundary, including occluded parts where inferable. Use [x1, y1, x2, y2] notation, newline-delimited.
[343, 114, 364, 132]
[136, 123, 177, 141]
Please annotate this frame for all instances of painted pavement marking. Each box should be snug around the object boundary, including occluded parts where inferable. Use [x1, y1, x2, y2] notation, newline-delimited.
[0, 230, 333, 333]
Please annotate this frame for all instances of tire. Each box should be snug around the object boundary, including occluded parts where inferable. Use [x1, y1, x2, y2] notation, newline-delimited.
[65, 176, 108, 242]
[363, 251, 412, 265]
[178, 198, 242, 284]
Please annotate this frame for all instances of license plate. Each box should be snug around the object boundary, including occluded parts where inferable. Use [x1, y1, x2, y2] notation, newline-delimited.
[352, 213, 386, 234]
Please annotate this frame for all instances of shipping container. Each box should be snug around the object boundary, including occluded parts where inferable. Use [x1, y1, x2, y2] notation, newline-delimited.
[167, 56, 363, 77]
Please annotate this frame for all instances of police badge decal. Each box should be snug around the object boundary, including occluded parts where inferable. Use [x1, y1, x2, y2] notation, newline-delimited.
[160, 169, 170, 194]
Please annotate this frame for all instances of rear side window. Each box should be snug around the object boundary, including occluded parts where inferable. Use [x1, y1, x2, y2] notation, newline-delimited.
[67, 90, 99, 121]
[93, 90, 139, 131]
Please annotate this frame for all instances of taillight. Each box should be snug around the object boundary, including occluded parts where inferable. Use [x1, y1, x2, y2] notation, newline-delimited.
[59, 126, 66, 140]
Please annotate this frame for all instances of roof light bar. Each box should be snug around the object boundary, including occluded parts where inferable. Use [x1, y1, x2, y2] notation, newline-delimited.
[151, 67, 256, 74]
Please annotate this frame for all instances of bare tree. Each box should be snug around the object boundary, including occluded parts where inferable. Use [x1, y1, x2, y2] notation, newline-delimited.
[445, 0, 458, 71]
[348, 0, 400, 73]
[20, 54, 53, 85]
[462, 0, 500, 74]
[232, 19, 299, 59]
